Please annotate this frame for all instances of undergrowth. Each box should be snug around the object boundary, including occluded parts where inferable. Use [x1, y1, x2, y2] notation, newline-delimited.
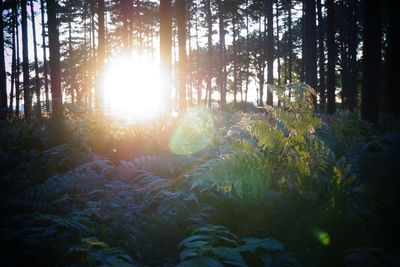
[1, 84, 399, 266]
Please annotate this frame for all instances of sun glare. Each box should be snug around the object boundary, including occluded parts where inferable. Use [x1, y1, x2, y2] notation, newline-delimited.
[103, 51, 164, 122]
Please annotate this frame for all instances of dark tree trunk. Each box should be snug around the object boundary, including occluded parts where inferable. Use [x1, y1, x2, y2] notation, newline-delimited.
[30, 0, 41, 116]
[245, 0, 250, 103]
[96, 0, 105, 110]
[216, 0, 226, 109]
[276, 0, 281, 86]
[47, 0, 64, 124]
[160, 0, 172, 111]
[303, 0, 318, 110]
[385, 0, 399, 118]
[326, 0, 336, 114]
[206, 0, 212, 108]
[232, 14, 238, 105]
[40, 0, 49, 112]
[361, 0, 382, 125]
[16, 4, 21, 116]
[10, 6, 16, 113]
[177, 0, 187, 111]
[22, 0, 32, 118]
[0, 0, 7, 115]
[316, 0, 326, 108]
[287, 0, 293, 83]
[266, 0, 274, 106]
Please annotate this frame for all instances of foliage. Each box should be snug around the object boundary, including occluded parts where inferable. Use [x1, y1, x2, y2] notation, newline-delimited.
[1, 93, 397, 266]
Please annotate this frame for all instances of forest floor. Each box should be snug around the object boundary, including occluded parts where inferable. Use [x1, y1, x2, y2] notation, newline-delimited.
[1, 100, 400, 267]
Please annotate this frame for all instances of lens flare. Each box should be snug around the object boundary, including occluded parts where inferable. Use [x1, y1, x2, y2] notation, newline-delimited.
[169, 107, 215, 155]
[313, 229, 330, 246]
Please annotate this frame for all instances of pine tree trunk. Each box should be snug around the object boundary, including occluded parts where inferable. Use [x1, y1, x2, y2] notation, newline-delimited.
[177, 0, 187, 111]
[16, 4, 21, 117]
[361, 0, 382, 125]
[47, 0, 64, 124]
[303, 0, 318, 110]
[316, 0, 326, 108]
[266, 0, 274, 106]
[22, 0, 32, 119]
[0, 0, 7, 116]
[40, 0, 50, 112]
[96, 0, 105, 110]
[160, 0, 172, 111]
[206, 0, 212, 108]
[216, 0, 226, 109]
[30, 0, 41, 116]
[326, 0, 336, 114]
[385, 0, 399, 118]
[287, 0, 293, 83]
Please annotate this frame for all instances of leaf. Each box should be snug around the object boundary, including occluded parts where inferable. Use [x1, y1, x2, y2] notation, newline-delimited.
[211, 247, 247, 266]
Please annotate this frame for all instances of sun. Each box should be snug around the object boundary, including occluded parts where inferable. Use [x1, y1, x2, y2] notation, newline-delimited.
[102, 51, 165, 122]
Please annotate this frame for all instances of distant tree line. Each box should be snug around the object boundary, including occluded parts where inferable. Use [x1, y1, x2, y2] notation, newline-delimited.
[0, 0, 399, 125]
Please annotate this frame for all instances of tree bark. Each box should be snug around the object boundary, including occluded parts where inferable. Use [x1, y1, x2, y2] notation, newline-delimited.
[30, 0, 41, 116]
[385, 0, 399, 118]
[22, 0, 32, 118]
[361, 0, 382, 125]
[216, 0, 226, 109]
[316, 0, 325, 108]
[177, 0, 187, 111]
[40, 0, 50, 112]
[0, 0, 7, 115]
[96, 0, 105, 110]
[266, 0, 274, 106]
[47, 0, 64, 124]
[160, 0, 172, 111]
[326, 0, 336, 114]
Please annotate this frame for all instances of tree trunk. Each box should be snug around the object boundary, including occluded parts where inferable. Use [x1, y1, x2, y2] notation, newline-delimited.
[326, 0, 336, 114]
[40, 0, 50, 112]
[385, 0, 399, 118]
[16, 4, 21, 116]
[287, 0, 293, 83]
[96, 0, 105, 110]
[347, 0, 358, 112]
[30, 0, 41, 116]
[47, 0, 64, 124]
[0, 0, 7, 116]
[22, 0, 32, 119]
[216, 0, 226, 109]
[316, 0, 326, 108]
[303, 0, 318, 110]
[177, 0, 187, 111]
[361, 0, 382, 125]
[266, 0, 274, 106]
[206, 0, 212, 108]
[232, 14, 237, 105]
[160, 0, 172, 111]
[10, 6, 16, 113]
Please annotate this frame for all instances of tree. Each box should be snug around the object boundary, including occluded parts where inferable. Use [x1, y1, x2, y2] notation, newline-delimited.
[216, 0, 226, 108]
[316, 0, 325, 108]
[303, 0, 317, 109]
[47, 0, 64, 124]
[205, 0, 212, 108]
[326, 0, 335, 114]
[361, 0, 382, 125]
[0, 0, 7, 115]
[21, 0, 31, 118]
[96, 0, 105, 110]
[30, 0, 41, 115]
[160, 0, 172, 111]
[40, 0, 50, 112]
[177, 0, 187, 111]
[385, 0, 399, 118]
[266, 0, 274, 106]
